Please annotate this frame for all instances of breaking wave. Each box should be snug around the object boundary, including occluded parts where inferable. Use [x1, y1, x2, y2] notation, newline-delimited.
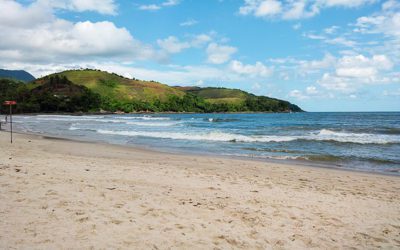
[96, 129, 296, 142]
[309, 129, 400, 144]
[95, 129, 400, 144]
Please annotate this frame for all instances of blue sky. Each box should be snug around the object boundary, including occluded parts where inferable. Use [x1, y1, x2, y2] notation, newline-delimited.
[1, 0, 399, 111]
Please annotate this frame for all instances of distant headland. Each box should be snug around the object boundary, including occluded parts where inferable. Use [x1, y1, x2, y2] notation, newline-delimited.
[0, 68, 303, 114]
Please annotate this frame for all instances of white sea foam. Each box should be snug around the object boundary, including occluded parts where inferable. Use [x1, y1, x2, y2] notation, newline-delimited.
[36, 115, 170, 122]
[113, 116, 170, 121]
[22, 115, 400, 145]
[222, 153, 304, 160]
[67, 119, 179, 130]
[125, 121, 179, 127]
[95, 128, 400, 144]
[37, 117, 105, 122]
[96, 129, 297, 142]
[309, 129, 400, 144]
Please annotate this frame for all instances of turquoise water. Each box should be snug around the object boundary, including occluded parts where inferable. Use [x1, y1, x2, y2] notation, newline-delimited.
[11, 112, 400, 175]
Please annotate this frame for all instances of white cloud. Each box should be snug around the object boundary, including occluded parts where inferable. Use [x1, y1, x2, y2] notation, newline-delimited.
[139, 4, 160, 11]
[156, 33, 215, 55]
[324, 25, 339, 34]
[180, 19, 198, 27]
[206, 43, 237, 64]
[191, 34, 213, 47]
[336, 67, 377, 78]
[239, 0, 281, 16]
[336, 54, 393, 77]
[229, 60, 273, 77]
[239, 0, 282, 17]
[289, 90, 308, 100]
[355, 1, 400, 38]
[288, 85, 334, 100]
[382, 0, 400, 11]
[321, 0, 376, 8]
[351, 1, 400, 65]
[162, 0, 180, 6]
[318, 73, 356, 93]
[283, 1, 306, 19]
[0, 1, 158, 66]
[317, 54, 395, 93]
[279, 52, 397, 95]
[239, 0, 376, 20]
[157, 36, 190, 54]
[39, 0, 117, 15]
[298, 53, 336, 75]
[283, 1, 319, 19]
[0, 1, 53, 28]
[139, 0, 180, 11]
[256, 0, 282, 16]
[304, 33, 326, 40]
[304, 31, 356, 48]
[325, 37, 357, 47]
[306, 86, 319, 95]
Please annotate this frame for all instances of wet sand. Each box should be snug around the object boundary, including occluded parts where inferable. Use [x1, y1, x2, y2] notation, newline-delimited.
[1, 131, 399, 249]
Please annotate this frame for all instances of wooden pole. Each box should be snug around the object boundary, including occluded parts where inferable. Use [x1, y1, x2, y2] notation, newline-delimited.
[10, 104, 12, 144]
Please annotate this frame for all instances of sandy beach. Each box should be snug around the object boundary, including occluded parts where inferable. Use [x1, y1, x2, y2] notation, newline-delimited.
[0, 131, 399, 249]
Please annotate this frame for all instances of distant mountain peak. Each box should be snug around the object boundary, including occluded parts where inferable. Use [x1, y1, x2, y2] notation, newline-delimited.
[0, 69, 35, 82]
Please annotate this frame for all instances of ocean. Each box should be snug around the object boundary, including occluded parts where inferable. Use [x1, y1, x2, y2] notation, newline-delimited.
[10, 112, 400, 175]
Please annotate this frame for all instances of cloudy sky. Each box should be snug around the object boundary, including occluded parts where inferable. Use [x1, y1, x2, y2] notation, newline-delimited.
[1, 0, 399, 111]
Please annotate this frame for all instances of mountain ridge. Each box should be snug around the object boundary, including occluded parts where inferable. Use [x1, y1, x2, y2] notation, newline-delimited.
[0, 69, 35, 82]
[1, 68, 303, 113]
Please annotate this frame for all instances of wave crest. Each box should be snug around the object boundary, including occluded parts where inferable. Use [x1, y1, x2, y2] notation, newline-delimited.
[96, 129, 296, 142]
[95, 129, 400, 144]
[311, 129, 400, 144]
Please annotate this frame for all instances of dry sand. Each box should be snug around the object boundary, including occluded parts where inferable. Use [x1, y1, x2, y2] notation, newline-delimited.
[0, 131, 399, 249]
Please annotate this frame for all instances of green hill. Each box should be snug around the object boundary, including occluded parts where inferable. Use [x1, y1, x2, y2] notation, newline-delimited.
[176, 87, 248, 105]
[43, 69, 184, 102]
[176, 86, 303, 112]
[1, 76, 100, 113]
[2, 69, 303, 113]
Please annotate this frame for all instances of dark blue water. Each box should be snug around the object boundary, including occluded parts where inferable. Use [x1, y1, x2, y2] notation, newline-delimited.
[10, 112, 400, 175]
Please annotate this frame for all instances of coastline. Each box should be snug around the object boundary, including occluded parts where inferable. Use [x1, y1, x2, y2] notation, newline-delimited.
[1, 131, 399, 248]
[11, 128, 400, 177]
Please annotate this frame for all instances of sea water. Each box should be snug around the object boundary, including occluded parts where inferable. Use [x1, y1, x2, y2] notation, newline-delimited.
[10, 112, 400, 175]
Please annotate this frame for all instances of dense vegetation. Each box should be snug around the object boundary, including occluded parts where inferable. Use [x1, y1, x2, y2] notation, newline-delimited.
[0, 69, 303, 113]
[0, 76, 101, 113]
[177, 87, 302, 112]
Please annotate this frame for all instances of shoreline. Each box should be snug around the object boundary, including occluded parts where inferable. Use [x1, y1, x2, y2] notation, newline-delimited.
[1, 111, 303, 116]
[1, 130, 400, 248]
[7, 129, 400, 177]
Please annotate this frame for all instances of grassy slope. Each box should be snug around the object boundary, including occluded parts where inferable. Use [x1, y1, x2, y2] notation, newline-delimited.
[176, 87, 263, 104]
[175, 87, 248, 104]
[41, 70, 185, 102]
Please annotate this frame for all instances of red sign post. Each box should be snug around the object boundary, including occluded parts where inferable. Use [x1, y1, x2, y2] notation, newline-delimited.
[3, 101, 17, 143]
[4, 101, 17, 105]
